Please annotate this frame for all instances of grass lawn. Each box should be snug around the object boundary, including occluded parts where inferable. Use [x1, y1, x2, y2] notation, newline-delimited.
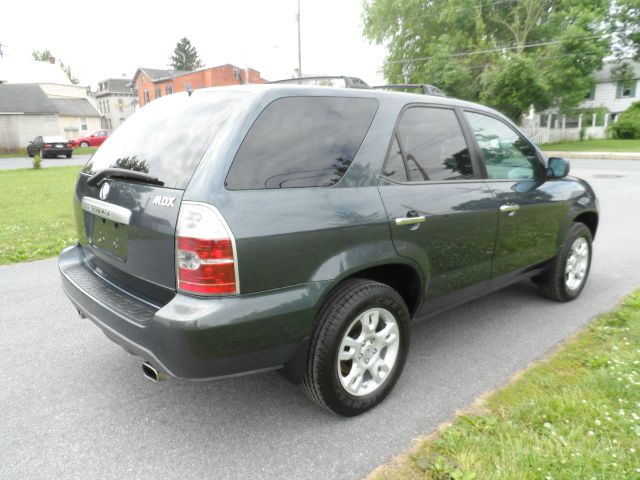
[370, 290, 640, 480]
[540, 139, 640, 152]
[0, 147, 98, 158]
[0, 166, 80, 264]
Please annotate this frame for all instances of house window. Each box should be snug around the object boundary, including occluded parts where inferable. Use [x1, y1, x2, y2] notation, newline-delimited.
[616, 80, 637, 98]
[585, 87, 595, 100]
[143, 90, 149, 104]
[80, 117, 87, 131]
[141, 75, 144, 84]
[166, 85, 173, 95]
[233, 68, 240, 80]
[155, 87, 161, 99]
[118, 99, 124, 112]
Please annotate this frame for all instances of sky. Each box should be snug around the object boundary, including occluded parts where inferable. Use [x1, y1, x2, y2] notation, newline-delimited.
[0, 0, 388, 88]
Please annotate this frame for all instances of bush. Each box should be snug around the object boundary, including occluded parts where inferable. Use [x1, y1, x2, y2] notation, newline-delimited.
[610, 101, 640, 139]
[32, 151, 42, 170]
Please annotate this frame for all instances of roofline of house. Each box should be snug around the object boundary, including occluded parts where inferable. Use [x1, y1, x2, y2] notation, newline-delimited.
[132, 64, 263, 85]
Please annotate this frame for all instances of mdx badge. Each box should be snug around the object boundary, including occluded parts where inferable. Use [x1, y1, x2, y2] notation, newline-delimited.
[152, 195, 176, 207]
[99, 182, 110, 200]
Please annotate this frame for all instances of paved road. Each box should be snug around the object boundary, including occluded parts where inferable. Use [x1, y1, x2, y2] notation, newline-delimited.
[1, 159, 639, 480]
[0, 155, 90, 170]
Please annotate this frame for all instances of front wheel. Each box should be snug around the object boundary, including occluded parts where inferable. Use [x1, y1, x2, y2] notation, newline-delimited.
[538, 222, 592, 302]
[80, 141, 89, 147]
[302, 279, 410, 416]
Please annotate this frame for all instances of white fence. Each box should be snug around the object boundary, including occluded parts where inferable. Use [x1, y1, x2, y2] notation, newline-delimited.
[520, 112, 613, 144]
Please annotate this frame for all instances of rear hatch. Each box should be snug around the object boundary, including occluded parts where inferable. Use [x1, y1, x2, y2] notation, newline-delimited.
[75, 90, 246, 305]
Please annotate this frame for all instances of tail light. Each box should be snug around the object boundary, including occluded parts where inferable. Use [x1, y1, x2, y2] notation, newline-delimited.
[176, 202, 238, 295]
[44, 144, 52, 149]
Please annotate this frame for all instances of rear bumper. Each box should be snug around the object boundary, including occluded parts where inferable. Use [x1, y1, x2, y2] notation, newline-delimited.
[44, 148, 72, 156]
[59, 244, 322, 380]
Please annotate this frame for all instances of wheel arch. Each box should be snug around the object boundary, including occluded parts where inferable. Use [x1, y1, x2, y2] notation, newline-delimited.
[573, 211, 598, 239]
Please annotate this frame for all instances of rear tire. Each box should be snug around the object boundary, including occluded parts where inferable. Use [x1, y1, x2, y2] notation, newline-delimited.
[80, 141, 89, 148]
[302, 279, 410, 416]
[538, 222, 592, 302]
[66, 153, 72, 158]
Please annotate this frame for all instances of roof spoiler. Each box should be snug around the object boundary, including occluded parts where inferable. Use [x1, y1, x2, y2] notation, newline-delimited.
[267, 76, 370, 89]
[371, 84, 446, 96]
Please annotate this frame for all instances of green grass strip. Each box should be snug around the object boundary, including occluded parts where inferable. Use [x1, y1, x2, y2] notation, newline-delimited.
[370, 290, 640, 480]
[0, 166, 81, 264]
[540, 139, 640, 152]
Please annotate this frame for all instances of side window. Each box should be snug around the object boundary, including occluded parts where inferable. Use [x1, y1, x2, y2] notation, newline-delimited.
[465, 111, 542, 180]
[382, 136, 407, 182]
[395, 107, 473, 182]
[226, 97, 378, 189]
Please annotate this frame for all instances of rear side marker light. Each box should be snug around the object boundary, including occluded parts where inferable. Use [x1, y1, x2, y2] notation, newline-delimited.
[176, 202, 239, 295]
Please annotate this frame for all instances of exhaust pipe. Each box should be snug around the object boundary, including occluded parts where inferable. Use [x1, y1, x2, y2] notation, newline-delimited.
[142, 362, 167, 382]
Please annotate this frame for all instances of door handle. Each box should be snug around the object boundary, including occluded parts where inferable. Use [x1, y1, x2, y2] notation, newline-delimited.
[499, 204, 520, 213]
[395, 215, 426, 226]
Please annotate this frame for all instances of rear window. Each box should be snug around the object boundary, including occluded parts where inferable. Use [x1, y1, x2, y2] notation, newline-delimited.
[82, 91, 247, 189]
[43, 136, 67, 143]
[225, 96, 378, 189]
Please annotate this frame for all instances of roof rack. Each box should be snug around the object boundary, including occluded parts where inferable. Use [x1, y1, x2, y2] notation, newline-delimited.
[371, 84, 446, 96]
[267, 76, 370, 89]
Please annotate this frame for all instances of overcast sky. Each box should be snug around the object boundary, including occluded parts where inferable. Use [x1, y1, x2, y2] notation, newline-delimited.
[0, 0, 387, 87]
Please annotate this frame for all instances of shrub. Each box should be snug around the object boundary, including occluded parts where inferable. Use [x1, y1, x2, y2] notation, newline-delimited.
[32, 151, 42, 170]
[610, 101, 640, 139]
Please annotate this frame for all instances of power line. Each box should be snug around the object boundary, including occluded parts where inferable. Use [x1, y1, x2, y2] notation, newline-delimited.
[386, 33, 610, 64]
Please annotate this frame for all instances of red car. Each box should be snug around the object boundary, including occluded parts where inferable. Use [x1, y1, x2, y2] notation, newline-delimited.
[69, 129, 110, 148]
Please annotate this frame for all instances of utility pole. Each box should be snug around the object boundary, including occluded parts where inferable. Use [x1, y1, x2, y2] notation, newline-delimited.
[296, 0, 302, 78]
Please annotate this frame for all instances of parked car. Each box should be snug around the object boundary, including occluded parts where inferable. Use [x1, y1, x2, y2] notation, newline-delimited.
[59, 84, 598, 416]
[27, 135, 72, 158]
[69, 129, 110, 148]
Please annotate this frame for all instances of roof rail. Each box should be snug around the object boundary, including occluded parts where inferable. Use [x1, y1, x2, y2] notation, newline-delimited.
[371, 84, 446, 96]
[268, 76, 370, 89]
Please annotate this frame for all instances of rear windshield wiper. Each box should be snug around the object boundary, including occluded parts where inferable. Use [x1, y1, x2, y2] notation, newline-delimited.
[87, 168, 164, 187]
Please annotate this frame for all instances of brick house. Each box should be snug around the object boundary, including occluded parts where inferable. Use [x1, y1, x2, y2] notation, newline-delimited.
[131, 64, 266, 107]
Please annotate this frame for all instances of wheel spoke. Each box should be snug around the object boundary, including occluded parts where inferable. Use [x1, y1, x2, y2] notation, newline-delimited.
[376, 322, 399, 346]
[339, 337, 358, 361]
[371, 359, 390, 384]
[345, 367, 364, 392]
[363, 309, 379, 333]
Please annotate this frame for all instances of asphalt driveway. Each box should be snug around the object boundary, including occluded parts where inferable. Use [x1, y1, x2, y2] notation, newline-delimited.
[1, 159, 639, 480]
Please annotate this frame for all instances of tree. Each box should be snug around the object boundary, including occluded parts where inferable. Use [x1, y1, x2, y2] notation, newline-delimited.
[32, 49, 52, 61]
[363, 0, 611, 122]
[169, 37, 203, 71]
[31, 49, 79, 84]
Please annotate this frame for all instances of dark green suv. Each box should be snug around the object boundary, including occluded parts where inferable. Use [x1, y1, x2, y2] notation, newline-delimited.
[59, 84, 598, 416]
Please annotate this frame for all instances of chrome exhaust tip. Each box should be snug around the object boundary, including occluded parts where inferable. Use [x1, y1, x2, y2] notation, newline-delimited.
[142, 362, 167, 382]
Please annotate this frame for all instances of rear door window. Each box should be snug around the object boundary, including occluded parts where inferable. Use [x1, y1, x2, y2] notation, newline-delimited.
[388, 106, 473, 182]
[225, 96, 378, 189]
[82, 91, 247, 189]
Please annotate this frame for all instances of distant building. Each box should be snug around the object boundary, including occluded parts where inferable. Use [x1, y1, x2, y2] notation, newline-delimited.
[0, 58, 100, 149]
[131, 64, 266, 107]
[522, 59, 639, 143]
[581, 60, 639, 120]
[92, 78, 136, 130]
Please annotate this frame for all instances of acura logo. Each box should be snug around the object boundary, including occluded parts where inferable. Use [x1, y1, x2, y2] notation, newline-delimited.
[99, 182, 110, 200]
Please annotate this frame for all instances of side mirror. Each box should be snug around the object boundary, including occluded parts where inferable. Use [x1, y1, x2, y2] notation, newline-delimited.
[547, 157, 570, 179]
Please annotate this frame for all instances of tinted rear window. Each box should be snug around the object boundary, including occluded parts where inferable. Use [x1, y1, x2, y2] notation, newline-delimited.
[225, 96, 378, 189]
[83, 91, 246, 189]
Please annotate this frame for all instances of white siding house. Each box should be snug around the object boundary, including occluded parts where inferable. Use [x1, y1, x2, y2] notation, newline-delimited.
[523, 60, 639, 143]
[581, 61, 639, 119]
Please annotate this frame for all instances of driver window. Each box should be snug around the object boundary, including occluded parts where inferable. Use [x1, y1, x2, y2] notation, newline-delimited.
[464, 111, 542, 180]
